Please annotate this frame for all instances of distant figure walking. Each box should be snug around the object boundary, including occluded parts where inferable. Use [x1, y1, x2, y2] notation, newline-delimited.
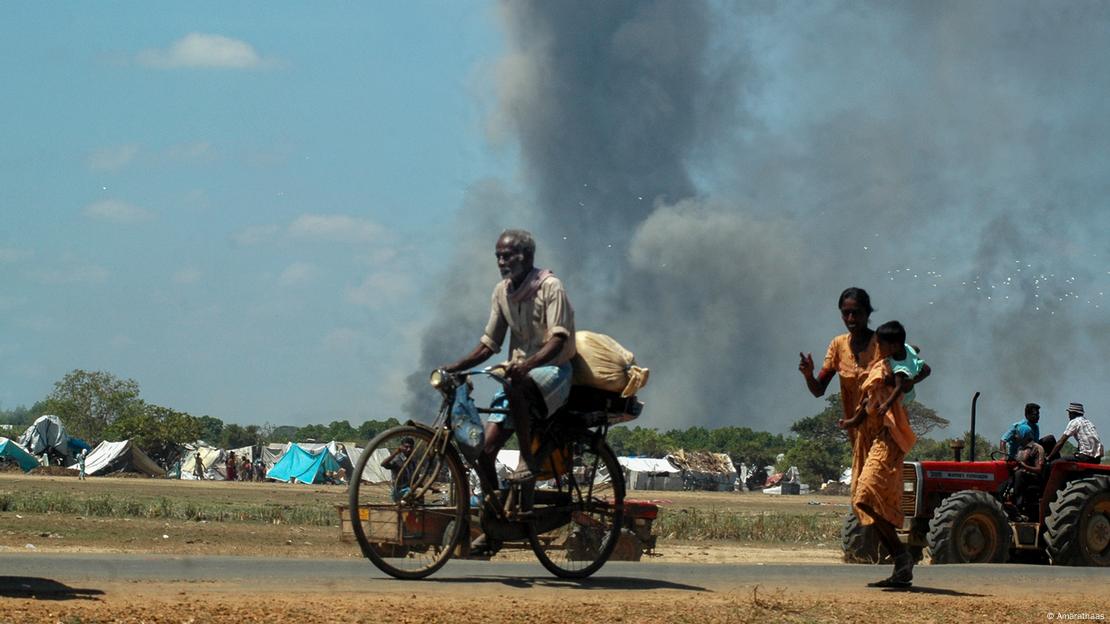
[226, 451, 238, 481]
[77, 448, 88, 481]
[240, 456, 252, 481]
[193, 450, 205, 480]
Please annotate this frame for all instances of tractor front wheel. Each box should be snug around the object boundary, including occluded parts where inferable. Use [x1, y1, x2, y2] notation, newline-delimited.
[841, 512, 891, 563]
[927, 490, 1011, 564]
[1044, 476, 1110, 566]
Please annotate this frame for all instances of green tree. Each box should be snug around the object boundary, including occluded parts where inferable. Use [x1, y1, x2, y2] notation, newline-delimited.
[621, 426, 677, 457]
[906, 400, 949, 437]
[325, 419, 358, 441]
[44, 370, 141, 441]
[296, 424, 329, 442]
[268, 425, 299, 442]
[220, 424, 262, 449]
[104, 402, 202, 466]
[0, 400, 50, 427]
[906, 431, 1001, 462]
[356, 418, 401, 442]
[197, 416, 224, 445]
[786, 395, 852, 487]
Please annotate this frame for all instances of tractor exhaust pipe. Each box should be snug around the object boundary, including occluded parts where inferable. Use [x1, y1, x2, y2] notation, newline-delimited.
[969, 391, 981, 462]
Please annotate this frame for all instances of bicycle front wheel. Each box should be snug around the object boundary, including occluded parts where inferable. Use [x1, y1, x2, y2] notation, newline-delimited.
[527, 440, 625, 579]
[348, 425, 468, 579]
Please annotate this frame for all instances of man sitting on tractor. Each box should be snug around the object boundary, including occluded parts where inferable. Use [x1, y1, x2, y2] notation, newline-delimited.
[1009, 425, 1045, 520]
[1048, 402, 1104, 464]
[1000, 403, 1041, 460]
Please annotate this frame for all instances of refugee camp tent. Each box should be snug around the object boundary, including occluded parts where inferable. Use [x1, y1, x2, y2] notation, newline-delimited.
[75, 440, 166, 477]
[494, 449, 521, 482]
[18, 415, 85, 465]
[345, 446, 392, 484]
[179, 446, 227, 480]
[260, 444, 285, 472]
[266, 444, 341, 484]
[619, 456, 683, 491]
[228, 445, 256, 461]
[0, 437, 41, 472]
[667, 450, 738, 492]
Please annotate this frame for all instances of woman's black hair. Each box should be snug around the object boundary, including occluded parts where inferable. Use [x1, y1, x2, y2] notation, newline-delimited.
[838, 287, 874, 315]
[876, 320, 906, 345]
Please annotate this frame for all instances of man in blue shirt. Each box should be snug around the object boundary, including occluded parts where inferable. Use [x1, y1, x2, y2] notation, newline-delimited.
[1000, 403, 1040, 460]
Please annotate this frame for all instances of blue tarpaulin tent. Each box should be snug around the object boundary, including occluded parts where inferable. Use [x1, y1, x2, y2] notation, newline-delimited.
[0, 437, 41, 472]
[266, 444, 341, 484]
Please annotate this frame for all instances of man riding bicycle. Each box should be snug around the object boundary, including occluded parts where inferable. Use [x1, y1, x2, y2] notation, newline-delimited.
[440, 229, 576, 493]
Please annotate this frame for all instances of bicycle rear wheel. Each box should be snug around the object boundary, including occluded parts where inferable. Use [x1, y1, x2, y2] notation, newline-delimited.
[349, 425, 468, 579]
[527, 440, 624, 578]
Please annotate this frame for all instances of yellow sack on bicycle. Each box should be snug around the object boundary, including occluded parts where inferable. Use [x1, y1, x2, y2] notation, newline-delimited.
[570, 331, 650, 398]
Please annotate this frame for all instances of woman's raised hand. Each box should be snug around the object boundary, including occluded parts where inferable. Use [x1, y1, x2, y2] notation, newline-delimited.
[798, 352, 815, 377]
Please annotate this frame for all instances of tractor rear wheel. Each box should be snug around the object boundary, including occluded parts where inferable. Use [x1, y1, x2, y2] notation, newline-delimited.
[1044, 476, 1110, 566]
[927, 490, 1011, 564]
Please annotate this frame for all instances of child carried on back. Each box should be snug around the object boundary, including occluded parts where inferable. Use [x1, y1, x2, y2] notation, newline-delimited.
[840, 320, 931, 442]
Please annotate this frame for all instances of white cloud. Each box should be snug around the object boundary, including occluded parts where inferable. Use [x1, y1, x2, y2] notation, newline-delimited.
[83, 199, 154, 223]
[173, 267, 202, 284]
[346, 272, 411, 309]
[137, 33, 273, 69]
[232, 224, 280, 246]
[279, 261, 316, 286]
[289, 214, 384, 243]
[87, 144, 140, 171]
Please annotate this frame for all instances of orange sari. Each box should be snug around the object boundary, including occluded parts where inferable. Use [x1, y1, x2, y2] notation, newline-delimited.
[821, 333, 881, 497]
[852, 358, 916, 527]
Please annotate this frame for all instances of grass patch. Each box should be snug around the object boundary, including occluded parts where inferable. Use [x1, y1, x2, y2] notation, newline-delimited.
[0, 491, 336, 526]
[655, 508, 842, 543]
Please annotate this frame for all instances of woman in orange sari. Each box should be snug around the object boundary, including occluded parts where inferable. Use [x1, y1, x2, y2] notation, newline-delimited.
[798, 287, 881, 495]
[843, 321, 923, 588]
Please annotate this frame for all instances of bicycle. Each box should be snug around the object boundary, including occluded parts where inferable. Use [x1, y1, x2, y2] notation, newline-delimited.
[348, 368, 641, 580]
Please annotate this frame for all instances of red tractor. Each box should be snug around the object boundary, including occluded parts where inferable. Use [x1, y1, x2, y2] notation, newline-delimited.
[843, 393, 1110, 566]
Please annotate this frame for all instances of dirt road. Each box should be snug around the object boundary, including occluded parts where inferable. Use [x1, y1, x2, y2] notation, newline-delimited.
[2, 553, 1108, 623]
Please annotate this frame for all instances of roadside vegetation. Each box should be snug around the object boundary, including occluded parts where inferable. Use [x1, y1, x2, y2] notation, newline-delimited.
[1, 368, 1000, 492]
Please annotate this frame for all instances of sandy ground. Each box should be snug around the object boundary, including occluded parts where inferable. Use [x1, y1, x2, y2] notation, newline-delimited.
[2, 577, 1107, 623]
[5, 474, 1106, 622]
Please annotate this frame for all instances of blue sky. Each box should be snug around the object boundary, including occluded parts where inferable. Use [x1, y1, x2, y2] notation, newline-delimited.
[3, 2, 1108, 440]
[1, 3, 508, 425]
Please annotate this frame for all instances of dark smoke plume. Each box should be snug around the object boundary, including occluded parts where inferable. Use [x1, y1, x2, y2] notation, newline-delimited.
[409, 0, 1110, 440]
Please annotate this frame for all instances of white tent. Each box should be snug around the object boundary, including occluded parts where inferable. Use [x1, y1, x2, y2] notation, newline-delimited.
[75, 440, 165, 477]
[180, 446, 227, 480]
[495, 450, 521, 481]
[18, 415, 81, 464]
[260, 444, 285, 471]
[353, 447, 392, 484]
[619, 456, 682, 491]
